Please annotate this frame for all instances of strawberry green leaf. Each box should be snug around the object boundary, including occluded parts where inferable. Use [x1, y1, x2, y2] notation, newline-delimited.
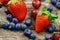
[49, 11, 58, 22]
[49, 14, 58, 22]
[43, 11, 58, 22]
[37, 6, 58, 22]
[43, 11, 50, 16]
[38, 6, 48, 16]
[41, 6, 48, 11]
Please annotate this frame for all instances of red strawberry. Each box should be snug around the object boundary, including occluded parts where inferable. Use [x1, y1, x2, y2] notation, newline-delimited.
[35, 6, 58, 33]
[8, 0, 27, 21]
[0, 0, 9, 4]
[52, 33, 60, 40]
[36, 15, 50, 32]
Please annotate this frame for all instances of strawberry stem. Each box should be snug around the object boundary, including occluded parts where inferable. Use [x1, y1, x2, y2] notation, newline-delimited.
[41, 6, 48, 11]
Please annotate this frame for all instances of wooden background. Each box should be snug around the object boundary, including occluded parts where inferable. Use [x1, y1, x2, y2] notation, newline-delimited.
[0, 0, 60, 40]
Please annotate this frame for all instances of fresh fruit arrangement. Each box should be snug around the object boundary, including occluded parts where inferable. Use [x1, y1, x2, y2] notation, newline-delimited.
[0, 0, 60, 40]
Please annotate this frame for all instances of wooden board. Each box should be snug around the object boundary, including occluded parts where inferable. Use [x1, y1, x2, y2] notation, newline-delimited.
[0, 0, 60, 40]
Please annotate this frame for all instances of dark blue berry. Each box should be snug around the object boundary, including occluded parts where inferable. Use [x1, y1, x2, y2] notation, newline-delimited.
[1, 22, 9, 29]
[56, 2, 60, 9]
[45, 34, 52, 40]
[29, 39, 33, 40]
[21, 24, 27, 31]
[30, 34, 36, 39]
[47, 24, 56, 33]
[15, 23, 21, 30]
[51, 0, 57, 5]
[25, 19, 32, 26]
[9, 22, 15, 30]
[4, 8, 10, 14]
[47, 6, 53, 12]
[7, 14, 13, 22]
[24, 29, 32, 37]
[12, 18, 19, 24]
[0, 4, 2, 8]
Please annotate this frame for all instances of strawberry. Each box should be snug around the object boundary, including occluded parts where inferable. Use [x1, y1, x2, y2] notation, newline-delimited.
[52, 33, 60, 40]
[0, 0, 9, 4]
[36, 15, 50, 32]
[35, 6, 58, 33]
[8, 0, 27, 21]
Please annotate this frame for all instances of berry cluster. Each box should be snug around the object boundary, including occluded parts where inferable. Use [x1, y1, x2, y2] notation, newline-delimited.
[51, 0, 60, 9]
[31, 0, 56, 33]
[31, 0, 41, 18]
[1, 8, 36, 40]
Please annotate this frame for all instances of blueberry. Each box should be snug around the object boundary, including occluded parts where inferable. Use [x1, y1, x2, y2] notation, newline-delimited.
[15, 23, 21, 30]
[9, 22, 15, 30]
[51, 0, 57, 5]
[0, 4, 2, 8]
[47, 6, 53, 12]
[7, 14, 13, 22]
[56, 2, 60, 9]
[25, 19, 32, 26]
[30, 34, 36, 39]
[21, 24, 27, 31]
[47, 24, 56, 33]
[24, 29, 32, 37]
[1, 22, 9, 29]
[12, 18, 19, 24]
[45, 34, 52, 40]
[4, 8, 10, 14]
[29, 39, 33, 40]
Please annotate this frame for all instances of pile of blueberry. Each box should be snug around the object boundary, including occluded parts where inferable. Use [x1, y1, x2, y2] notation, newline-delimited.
[51, 0, 60, 9]
[1, 8, 36, 40]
